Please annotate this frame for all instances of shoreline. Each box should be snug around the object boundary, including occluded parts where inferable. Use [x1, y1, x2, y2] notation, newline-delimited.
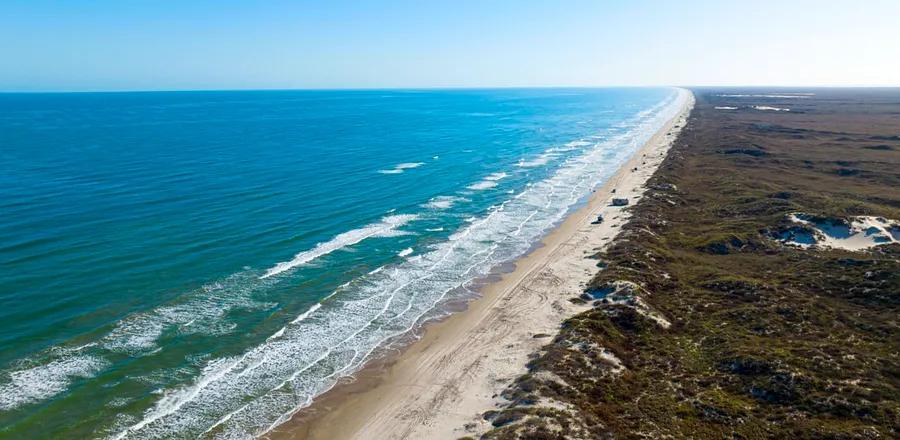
[268, 89, 695, 440]
[459, 88, 900, 438]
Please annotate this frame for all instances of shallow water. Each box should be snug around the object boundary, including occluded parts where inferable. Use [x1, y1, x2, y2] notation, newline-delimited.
[0, 87, 685, 438]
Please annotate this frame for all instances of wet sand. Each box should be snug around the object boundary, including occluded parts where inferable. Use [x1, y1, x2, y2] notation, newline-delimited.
[267, 89, 694, 440]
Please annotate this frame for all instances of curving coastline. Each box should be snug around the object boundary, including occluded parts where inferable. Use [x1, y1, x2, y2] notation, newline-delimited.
[268, 89, 695, 440]
[0, 88, 691, 439]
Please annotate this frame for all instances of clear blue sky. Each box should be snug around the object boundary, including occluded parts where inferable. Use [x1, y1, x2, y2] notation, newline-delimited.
[2, 0, 898, 91]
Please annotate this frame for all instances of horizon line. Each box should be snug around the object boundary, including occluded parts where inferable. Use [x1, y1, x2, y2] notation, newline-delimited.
[2, 84, 900, 94]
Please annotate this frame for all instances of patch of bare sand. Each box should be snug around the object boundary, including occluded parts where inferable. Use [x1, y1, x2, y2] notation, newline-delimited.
[267, 90, 694, 440]
[783, 213, 900, 251]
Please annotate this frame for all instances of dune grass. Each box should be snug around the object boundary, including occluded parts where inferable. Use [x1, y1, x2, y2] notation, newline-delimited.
[472, 89, 900, 439]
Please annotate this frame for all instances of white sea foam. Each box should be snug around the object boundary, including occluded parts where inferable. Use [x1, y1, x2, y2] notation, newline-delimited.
[291, 303, 322, 325]
[546, 141, 590, 154]
[715, 106, 738, 110]
[1, 89, 688, 435]
[377, 162, 425, 174]
[0, 267, 293, 414]
[0, 355, 108, 411]
[397, 248, 414, 257]
[423, 196, 468, 210]
[101, 272, 276, 354]
[517, 150, 561, 167]
[753, 105, 790, 112]
[466, 172, 508, 191]
[107, 88, 690, 440]
[466, 181, 497, 190]
[517, 156, 552, 167]
[267, 328, 286, 342]
[62, 215, 415, 371]
[261, 214, 418, 279]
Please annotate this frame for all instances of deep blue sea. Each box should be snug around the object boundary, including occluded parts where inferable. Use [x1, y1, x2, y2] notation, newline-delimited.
[0, 87, 686, 438]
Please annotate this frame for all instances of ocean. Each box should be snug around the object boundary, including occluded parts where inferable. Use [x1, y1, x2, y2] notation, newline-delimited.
[0, 87, 686, 438]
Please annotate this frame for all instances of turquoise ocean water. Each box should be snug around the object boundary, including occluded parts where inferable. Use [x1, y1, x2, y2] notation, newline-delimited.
[0, 87, 686, 438]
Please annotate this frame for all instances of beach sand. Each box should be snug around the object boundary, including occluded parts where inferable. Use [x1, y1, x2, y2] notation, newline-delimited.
[268, 90, 695, 440]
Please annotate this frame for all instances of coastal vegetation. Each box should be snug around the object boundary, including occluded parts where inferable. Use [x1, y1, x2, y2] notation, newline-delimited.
[472, 89, 900, 439]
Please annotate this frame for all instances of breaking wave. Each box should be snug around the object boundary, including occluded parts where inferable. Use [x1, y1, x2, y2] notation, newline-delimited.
[0, 88, 689, 440]
[107, 88, 688, 439]
[261, 214, 419, 279]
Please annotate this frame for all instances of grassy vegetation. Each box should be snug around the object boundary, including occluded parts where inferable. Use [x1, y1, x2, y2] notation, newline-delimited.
[470, 89, 900, 439]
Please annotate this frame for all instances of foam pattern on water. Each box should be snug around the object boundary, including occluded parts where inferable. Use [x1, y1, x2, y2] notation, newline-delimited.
[0, 88, 687, 438]
[0, 214, 421, 414]
[0, 353, 108, 411]
[262, 214, 419, 278]
[105, 89, 687, 439]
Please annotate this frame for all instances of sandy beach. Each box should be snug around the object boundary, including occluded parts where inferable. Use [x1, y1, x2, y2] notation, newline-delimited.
[8, 2, 897, 437]
[269, 89, 695, 440]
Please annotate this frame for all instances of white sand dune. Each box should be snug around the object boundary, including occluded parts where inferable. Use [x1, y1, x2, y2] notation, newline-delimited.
[783, 213, 900, 251]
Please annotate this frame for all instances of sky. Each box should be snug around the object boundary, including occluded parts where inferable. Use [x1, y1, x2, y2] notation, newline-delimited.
[1, 0, 899, 91]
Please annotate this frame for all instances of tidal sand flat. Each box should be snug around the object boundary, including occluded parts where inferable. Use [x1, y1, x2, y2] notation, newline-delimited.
[0, 88, 687, 439]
